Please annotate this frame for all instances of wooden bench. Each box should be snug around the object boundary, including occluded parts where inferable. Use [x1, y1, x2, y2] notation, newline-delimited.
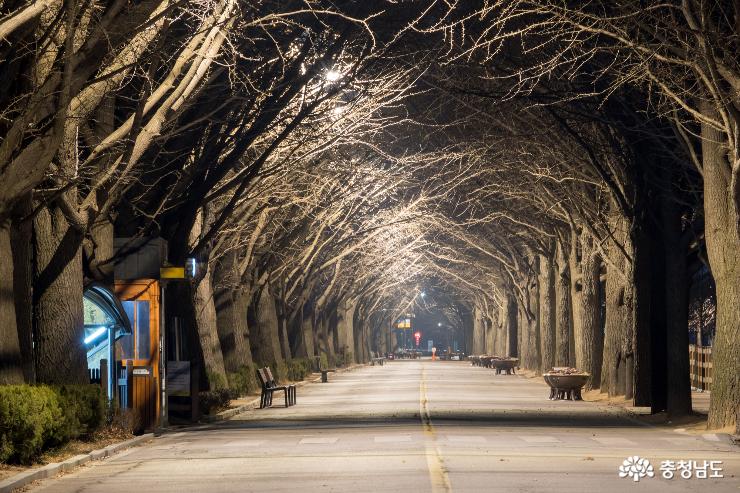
[370, 352, 386, 366]
[319, 368, 336, 383]
[266, 367, 296, 405]
[257, 367, 295, 408]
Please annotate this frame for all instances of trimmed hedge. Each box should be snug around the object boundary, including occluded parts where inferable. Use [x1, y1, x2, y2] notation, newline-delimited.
[202, 365, 263, 415]
[340, 352, 353, 367]
[227, 364, 258, 397]
[198, 388, 236, 415]
[54, 385, 106, 443]
[286, 358, 312, 382]
[319, 353, 330, 371]
[0, 384, 105, 464]
[273, 361, 288, 383]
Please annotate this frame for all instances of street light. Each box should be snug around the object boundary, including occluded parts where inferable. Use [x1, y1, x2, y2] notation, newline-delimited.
[325, 69, 342, 82]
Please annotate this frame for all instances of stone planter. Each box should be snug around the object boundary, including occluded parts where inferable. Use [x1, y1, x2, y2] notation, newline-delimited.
[490, 358, 518, 375]
[543, 373, 590, 400]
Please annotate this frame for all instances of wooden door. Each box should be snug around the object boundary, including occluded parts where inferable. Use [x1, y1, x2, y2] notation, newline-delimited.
[115, 280, 160, 431]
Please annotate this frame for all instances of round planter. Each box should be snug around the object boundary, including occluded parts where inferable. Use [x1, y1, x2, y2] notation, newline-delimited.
[490, 358, 518, 374]
[543, 373, 589, 400]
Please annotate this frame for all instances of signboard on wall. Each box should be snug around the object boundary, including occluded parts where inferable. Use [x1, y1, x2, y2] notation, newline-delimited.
[167, 361, 190, 397]
[427, 340, 433, 351]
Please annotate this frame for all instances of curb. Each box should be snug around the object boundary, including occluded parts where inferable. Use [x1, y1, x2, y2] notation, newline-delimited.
[701, 433, 738, 445]
[0, 434, 154, 493]
[202, 363, 368, 423]
[201, 397, 262, 423]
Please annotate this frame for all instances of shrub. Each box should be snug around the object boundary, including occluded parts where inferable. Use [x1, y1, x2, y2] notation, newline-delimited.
[0, 384, 106, 465]
[270, 361, 288, 383]
[107, 407, 138, 437]
[0, 386, 62, 464]
[227, 365, 258, 397]
[286, 358, 312, 382]
[319, 353, 329, 371]
[53, 385, 106, 444]
[198, 388, 236, 415]
[206, 371, 228, 391]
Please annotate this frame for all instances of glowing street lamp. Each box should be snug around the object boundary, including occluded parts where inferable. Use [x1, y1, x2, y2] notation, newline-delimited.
[325, 69, 342, 82]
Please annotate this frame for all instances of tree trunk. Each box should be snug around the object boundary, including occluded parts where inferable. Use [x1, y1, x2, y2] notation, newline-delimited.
[83, 218, 115, 285]
[569, 230, 582, 369]
[601, 210, 632, 397]
[538, 251, 556, 372]
[701, 120, 740, 430]
[11, 196, 34, 382]
[335, 298, 356, 364]
[661, 193, 690, 417]
[250, 286, 284, 367]
[580, 234, 602, 389]
[293, 303, 315, 358]
[213, 253, 253, 373]
[485, 314, 495, 355]
[275, 296, 292, 361]
[315, 313, 334, 362]
[353, 308, 369, 363]
[505, 292, 518, 357]
[555, 240, 572, 366]
[0, 221, 25, 384]
[527, 272, 541, 373]
[215, 287, 253, 373]
[472, 305, 485, 354]
[33, 206, 87, 384]
[494, 308, 506, 356]
[460, 305, 474, 355]
[631, 218, 652, 407]
[191, 268, 227, 389]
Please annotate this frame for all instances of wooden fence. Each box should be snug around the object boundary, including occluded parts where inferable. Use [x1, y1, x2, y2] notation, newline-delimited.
[689, 344, 712, 391]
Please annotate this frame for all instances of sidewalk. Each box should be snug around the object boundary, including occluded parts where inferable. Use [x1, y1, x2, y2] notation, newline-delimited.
[0, 363, 366, 492]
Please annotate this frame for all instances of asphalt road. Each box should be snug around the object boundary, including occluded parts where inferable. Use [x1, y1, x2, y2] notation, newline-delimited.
[31, 360, 739, 492]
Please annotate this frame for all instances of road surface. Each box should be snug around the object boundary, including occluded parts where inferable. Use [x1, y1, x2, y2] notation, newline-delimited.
[30, 360, 739, 492]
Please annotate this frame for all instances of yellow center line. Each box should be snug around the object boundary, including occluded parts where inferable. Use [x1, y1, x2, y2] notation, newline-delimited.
[420, 365, 452, 493]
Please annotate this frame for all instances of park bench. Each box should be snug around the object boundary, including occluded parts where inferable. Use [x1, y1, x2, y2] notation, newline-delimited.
[266, 366, 296, 405]
[257, 367, 295, 408]
[319, 367, 336, 383]
[370, 351, 386, 366]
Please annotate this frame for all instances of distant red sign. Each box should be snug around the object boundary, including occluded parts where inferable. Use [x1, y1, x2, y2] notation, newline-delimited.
[414, 331, 421, 346]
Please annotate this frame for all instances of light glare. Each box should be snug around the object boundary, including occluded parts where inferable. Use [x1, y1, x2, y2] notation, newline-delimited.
[84, 326, 107, 345]
[325, 70, 342, 82]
